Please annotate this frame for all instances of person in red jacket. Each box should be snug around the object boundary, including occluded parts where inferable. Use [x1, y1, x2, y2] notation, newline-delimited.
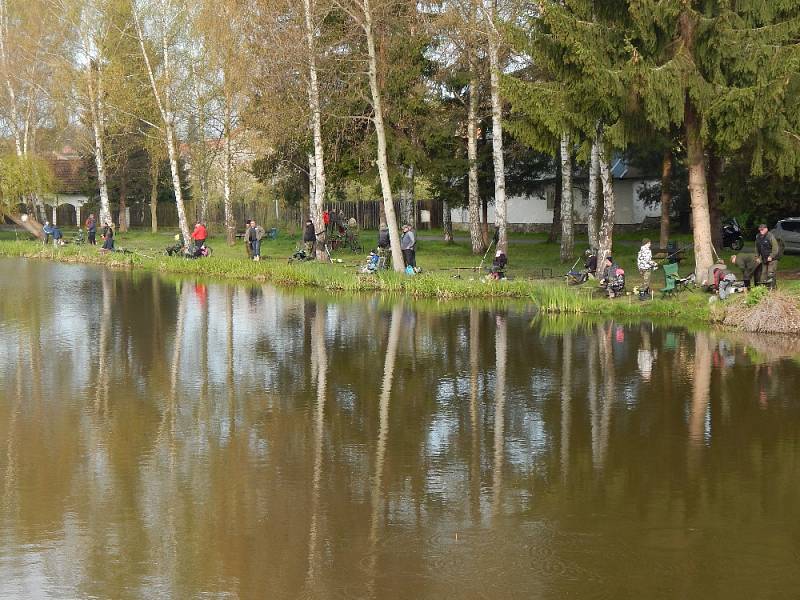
[191, 222, 208, 256]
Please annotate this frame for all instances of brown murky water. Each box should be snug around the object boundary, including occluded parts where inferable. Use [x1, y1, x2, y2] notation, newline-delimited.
[1, 258, 800, 599]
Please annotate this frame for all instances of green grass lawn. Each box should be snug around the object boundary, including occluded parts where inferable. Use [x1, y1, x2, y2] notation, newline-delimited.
[1, 225, 797, 306]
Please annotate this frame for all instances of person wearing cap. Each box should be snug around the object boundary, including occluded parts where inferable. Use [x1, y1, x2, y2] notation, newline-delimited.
[400, 223, 416, 269]
[731, 253, 758, 288]
[754, 223, 779, 287]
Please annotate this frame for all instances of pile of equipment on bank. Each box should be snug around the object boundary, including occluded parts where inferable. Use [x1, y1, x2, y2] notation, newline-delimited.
[565, 223, 782, 301]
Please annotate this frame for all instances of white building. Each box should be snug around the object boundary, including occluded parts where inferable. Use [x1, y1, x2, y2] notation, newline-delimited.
[451, 159, 661, 232]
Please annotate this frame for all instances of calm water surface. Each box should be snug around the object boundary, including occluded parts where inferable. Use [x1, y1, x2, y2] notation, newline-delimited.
[1, 257, 800, 599]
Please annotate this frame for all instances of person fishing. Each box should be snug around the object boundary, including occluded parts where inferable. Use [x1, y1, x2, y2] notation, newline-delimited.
[303, 218, 317, 258]
[101, 221, 114, 252]
[600, 255, 625, 298]
[85, 213, 97, 245]
[731, 253, 758, 288]
[754, 223, 779, 287]
[636, 238, 659, 293]
[191, 221, 208, 256]
[401, 224, 416, 270]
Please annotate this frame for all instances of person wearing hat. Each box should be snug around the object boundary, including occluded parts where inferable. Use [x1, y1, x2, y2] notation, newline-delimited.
[754, 223, 779, 287]
[731, 253, 758, 288]
[400, 223, 416, 269]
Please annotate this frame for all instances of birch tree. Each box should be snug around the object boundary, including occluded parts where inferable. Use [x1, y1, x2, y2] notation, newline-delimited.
[482, 0, 507, 254]
[559, 132, 573, 261]
[333, 0, 404, 271]
[302, 0, 327, 258]
[132, 0, 192, 244]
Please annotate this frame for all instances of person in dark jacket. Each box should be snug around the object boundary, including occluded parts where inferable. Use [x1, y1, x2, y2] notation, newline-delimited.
[303, 218, 316, 257]
[731, 253, 758, 288]
[754, 223, 779, 287]
[600, 256, 625, 298]
[101, 221, 114, 252]
[377, 225, 390, 250]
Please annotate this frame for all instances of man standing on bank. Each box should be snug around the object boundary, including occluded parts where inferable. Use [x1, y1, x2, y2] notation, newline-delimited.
[85, 213, 97, 245]
[755, 223, 780, 288]
[401, 224, 416, 270]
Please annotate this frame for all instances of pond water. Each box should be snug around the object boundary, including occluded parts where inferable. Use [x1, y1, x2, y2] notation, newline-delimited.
[1, 257, 800, 599]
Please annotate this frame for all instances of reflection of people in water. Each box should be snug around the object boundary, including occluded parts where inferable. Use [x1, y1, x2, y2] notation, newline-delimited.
[756, 364, 773, 410]
[194, 283, 207, 305]
[637, 326, 657, 381]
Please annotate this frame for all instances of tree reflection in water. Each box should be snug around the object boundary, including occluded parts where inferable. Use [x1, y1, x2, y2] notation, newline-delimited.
[1, 261, 800, 599]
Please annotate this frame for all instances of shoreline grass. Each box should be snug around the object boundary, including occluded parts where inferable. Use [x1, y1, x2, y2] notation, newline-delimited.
[1, 229, 798, 328]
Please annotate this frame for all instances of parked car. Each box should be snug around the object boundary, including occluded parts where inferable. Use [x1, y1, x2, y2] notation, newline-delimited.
[772, 217, 800, 254]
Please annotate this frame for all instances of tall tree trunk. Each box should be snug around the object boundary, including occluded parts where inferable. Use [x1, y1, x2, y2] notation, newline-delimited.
[487, 25, 507, 255]
[118, 161, 128, 232]
[86, 62, 112, 226]
[467, 73, 484, 254]
[442, 199, 453, 243]
[597, 134, 616, 271]
[549, 156, 562, 243]
[0, 0, 22, 157]
[223, 112, 235, 245]
[707, 151, 723, 256]
[362, 0, 403, 271]
[680, 12, 715, 281]
[659, 148, 672, 249]
[587, 131, 600, 250]
[150, 158, 159, 233]
[134, 7, 191, 244]
[684, 101, 715, 281]
[481, 197, 489, 246]
[400, 165, 415, 226]
[559, 132, 574, 262]
[303, 0, 327, 260]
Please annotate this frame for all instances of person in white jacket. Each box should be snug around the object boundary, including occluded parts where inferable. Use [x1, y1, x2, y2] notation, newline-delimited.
[637, 239, 659, 292]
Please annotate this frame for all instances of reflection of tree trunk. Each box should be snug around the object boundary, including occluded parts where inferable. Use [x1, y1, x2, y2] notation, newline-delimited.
[598, 324, 614, 472]
[560, 334, 572, 481]
[3, 359, 24, 511]
[156, 283, 187, 466]
[492, 314, 507, 517]
[367, 304, 402, 596]
[95, 270, 112, 413]
[226, 286, 235, 429]
[304, 303, 328, 593]
[588, 335, 600, 471]
[469, 307, 481, 526]
[689, 332, 712, 451]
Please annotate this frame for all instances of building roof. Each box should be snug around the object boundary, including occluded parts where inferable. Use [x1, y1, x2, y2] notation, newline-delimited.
[48, 148, 88, 195]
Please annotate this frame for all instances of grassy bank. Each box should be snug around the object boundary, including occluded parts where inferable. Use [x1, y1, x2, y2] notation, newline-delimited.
[1, 228, 798, 324]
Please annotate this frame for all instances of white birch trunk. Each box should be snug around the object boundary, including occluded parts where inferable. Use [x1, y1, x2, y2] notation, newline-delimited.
[597, 138, 616, 272]
[223, 107, 235, 245]
[362, 0, 403, 271]
[487, 26, 507, 255]
[134, 3, 191, 245]
[559, 132, 574, 262]
[0, 0, 21, 157]
[467, 73, 484, 255]
[303, 0, 327, 259]
[150, 158, 159, 232]
[86, 62, 112, 226]
[587, 132, 600, 251]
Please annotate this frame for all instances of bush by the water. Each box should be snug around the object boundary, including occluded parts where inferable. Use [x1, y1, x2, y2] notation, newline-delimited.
[723, 291, 800, 334]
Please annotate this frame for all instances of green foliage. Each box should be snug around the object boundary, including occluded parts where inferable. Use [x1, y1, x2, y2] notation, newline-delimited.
[745, 285, 769, 307]
[0, 154, 55, 215]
